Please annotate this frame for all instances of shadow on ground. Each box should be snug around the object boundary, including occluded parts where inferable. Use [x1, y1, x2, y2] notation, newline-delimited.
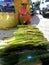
[31, 15, 40, 25]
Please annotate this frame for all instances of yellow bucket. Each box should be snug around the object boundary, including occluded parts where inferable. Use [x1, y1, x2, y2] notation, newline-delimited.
[0, 12, 17, 29]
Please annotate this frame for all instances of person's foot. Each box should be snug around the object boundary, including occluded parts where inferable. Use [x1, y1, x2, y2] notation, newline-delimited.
[24, 21, 30, 25]
[24, 22, 28, 25]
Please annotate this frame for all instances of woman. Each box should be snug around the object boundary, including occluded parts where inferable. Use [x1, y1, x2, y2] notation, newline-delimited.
[19, 2, 31, 24]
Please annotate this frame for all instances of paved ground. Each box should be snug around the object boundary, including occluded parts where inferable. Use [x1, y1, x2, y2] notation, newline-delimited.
[31, 14, 49, 41]
[0, 28, 15, 39]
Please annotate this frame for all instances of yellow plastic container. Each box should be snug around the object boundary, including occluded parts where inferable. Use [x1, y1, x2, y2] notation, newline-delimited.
[0, 12, 17, 29]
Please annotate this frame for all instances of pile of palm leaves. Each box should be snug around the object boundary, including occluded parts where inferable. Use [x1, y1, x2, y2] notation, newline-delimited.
[0, 25, 49, 65]
[5, 25, 48, 46]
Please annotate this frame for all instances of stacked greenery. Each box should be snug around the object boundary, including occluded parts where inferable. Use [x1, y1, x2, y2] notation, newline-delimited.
[5, 25, 48, 46]
[0, 25, 49, 65]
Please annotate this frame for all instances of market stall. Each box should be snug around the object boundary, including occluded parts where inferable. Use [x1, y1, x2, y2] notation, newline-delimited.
[0, 0, 49, 65]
